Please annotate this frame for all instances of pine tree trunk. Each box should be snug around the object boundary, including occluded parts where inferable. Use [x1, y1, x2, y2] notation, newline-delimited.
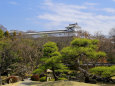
[52, 67, 58, 81]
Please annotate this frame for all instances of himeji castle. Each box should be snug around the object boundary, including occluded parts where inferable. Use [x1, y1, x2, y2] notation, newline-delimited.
[9, 23, 81, 38]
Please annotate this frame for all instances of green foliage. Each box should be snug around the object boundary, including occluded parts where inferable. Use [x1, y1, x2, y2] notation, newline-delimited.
[40, 76, 46, 82]
[58, 77, 67, 80]
[50, 78, 55, 81]
[61, 47, 78, 59]
[0, 56, 1, 63]
[96, 51, 106, 58]
[61, 38, 106, 70]
[86, 51, 106, 59]
[71, 38, 99, 49]
[71, 38, 92, 47]
[4, 31, 10, 37]
[0, 31, 111, 82]
[0, 39, 21, 75]
[41, 42, 67, 72]
[33, 65, 46, 74]
[90, 66, 115, 78]
[34, 41, 68, 80]
[92, 39, 99, 45]
[13, 31, 16, 36]
[10, 38, 42, 75]
[0, 36, 70, 77]
[43, 42, 58, 57]
[62, 38, 106, 59]
[19, 32, 22, 36]
[0, 29, 4, 38]
[0, 40, 8, 63]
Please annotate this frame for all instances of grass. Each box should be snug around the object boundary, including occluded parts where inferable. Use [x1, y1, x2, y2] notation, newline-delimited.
[2, 81, 21, 86]
[38, 81, 100, 86]
[2, 80, 115, 86]
[112, 77, 115, 79]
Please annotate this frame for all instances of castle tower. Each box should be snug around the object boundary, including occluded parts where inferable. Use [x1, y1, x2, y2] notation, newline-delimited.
[65, 23, 81, 32]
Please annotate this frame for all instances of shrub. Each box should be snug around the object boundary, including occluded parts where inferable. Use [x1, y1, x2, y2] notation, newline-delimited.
[31, 74, 39, 81]
[90, 66, 115, 78]
[40, 76, 46, 82]
[6, 76, 19, 83]
[58, 77, 68, 80]
[50, 78, 55, 81]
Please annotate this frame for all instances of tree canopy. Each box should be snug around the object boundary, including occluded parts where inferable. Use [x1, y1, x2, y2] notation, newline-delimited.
[90, 66, 115, 78]
[0, 29, 4, 38]
[34, 42, 68, 81]
[61, 38, 106, 70]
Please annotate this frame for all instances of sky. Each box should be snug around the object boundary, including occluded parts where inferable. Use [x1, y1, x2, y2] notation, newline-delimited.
[0, 0, 115, 35]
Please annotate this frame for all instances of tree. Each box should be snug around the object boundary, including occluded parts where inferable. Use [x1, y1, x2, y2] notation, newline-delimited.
[61, 38, 106, 69]
[13, 31, 16, 37]
[61, 38, 107, 82]
[0, 29, 4, 38]
[0, 39, 20, 74]
[34, 42, 68, 81]
[0, 40, 17, 85]
[93, 30, 115, 63]
[11, 38, 41, 76]
[77, 30, 91, 38]
[4, 31, 10, 37]
[19, 32, 22, 36]
[109, 28, 115, 38]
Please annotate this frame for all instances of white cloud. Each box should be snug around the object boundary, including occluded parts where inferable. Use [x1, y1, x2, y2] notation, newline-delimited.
[43, 0, 53, 6]
[9, 1, 18, 5]
[84, 2, 98, 6]
[113, 0, 115, 2]
[103, 8, 115, 13]
[36, 0, 115, 35]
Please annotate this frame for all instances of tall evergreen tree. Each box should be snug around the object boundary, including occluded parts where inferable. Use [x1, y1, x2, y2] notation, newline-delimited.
[34, 42, 68, 81]
[61, 38, 106, 70]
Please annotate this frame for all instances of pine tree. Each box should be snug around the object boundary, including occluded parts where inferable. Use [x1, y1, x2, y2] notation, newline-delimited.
[34, 42, 68, 81]
[61, 38, 106, 69]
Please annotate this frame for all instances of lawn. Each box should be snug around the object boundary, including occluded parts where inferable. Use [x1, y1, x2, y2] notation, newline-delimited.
[38, 81, 115, 86]
[3, 80, 115, 86]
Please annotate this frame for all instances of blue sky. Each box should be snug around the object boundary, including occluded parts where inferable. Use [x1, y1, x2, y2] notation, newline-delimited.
[0, 0, 115, 35]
